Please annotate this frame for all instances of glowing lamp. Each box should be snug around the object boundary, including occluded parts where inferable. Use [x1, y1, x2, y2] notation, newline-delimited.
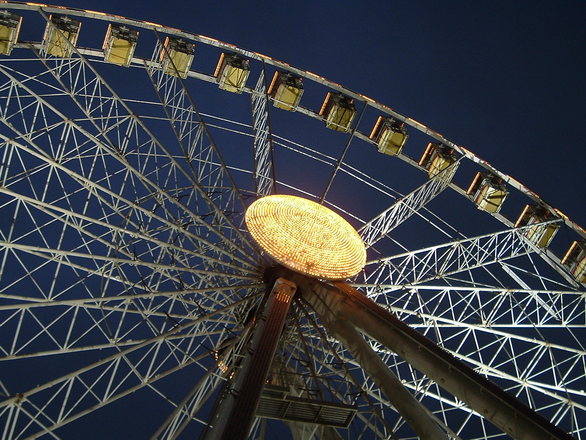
[245, 195, 366, 280]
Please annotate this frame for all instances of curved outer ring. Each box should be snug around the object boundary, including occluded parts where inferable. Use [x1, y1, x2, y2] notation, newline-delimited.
[1, 2, 583, 238]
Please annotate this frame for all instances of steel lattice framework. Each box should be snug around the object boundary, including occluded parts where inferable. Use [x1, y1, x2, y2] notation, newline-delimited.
[0, 3, 584, 440]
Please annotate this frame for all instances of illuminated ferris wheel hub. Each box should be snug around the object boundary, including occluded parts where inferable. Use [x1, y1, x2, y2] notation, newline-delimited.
[245, 195, 366, 280]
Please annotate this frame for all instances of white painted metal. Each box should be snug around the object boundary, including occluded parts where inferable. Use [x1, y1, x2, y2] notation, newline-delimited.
[0, 3, 583, 440]
[362, 221, 561, 288]
[251, 69, 275, 197]
[360, 161, 459, 248]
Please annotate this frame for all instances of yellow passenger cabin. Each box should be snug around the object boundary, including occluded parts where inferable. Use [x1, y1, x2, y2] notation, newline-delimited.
[268, 71, 303, 111]
[319, 92, 355, 132]
[467, 172, 508, 213]
[419, 143, 456, 178]
[160, 37, 195, 79]
[103, 24, 138, 67]
[0, 10, 22, 56]
[370, 116, 408, 156]
[215, 52, 250, 93]
[42, 15, 81, 58]
[562, 241, 586, 284]
[515, 204, 559, 248]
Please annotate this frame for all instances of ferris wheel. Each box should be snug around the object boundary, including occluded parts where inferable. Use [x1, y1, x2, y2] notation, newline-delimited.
[0, 3, 584, 439]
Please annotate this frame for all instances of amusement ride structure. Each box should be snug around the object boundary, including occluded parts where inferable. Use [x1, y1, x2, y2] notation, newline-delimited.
[0, 3, 584, 439]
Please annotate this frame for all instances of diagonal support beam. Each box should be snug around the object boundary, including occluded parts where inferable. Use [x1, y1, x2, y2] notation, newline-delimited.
[360, 161, 458, 248]
[251, 69, 276, 197]
[310, 301, 447, 440]
[280, 270, 574, 440]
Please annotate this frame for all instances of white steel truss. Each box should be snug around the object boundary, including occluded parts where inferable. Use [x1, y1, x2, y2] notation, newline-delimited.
[361, 222, 563, 289]
[360, 161, 459, 248]
[250, 69, 275, 197]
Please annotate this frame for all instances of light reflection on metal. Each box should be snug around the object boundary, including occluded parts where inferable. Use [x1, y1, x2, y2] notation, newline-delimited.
[245, 195, 366, 280]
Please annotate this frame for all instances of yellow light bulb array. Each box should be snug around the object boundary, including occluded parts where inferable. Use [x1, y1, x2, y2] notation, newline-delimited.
[245, 195, 366, 280]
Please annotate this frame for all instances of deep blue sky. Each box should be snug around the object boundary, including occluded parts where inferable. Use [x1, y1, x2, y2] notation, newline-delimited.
[49, 0, 586, 227]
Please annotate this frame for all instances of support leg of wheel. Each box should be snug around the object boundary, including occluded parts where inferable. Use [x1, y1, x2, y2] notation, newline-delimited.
[318, 312, 447, 440]
[204, 277, 296, 440]
[284, 270, 573, 440]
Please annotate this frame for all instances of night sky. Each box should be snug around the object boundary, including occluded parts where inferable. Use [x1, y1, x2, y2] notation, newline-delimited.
[49, 0, 585, 226]
[1, 0, 585, 438]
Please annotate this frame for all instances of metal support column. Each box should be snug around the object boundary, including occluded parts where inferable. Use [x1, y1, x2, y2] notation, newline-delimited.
[318, 312, 447, 440]
[282, 270, 573, 440]
[204, 278, 296, 440]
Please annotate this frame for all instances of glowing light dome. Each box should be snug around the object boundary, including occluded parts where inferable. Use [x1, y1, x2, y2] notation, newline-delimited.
[245, 195, 366, 280]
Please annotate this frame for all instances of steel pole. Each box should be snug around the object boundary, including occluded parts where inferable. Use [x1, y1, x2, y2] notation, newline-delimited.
[317, 312, 447, 439]
[204, 277, 296, 440]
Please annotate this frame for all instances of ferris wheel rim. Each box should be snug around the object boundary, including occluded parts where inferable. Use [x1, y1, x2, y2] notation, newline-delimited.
[0, 3, 583, 439]
[1, 1, 583, 239]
